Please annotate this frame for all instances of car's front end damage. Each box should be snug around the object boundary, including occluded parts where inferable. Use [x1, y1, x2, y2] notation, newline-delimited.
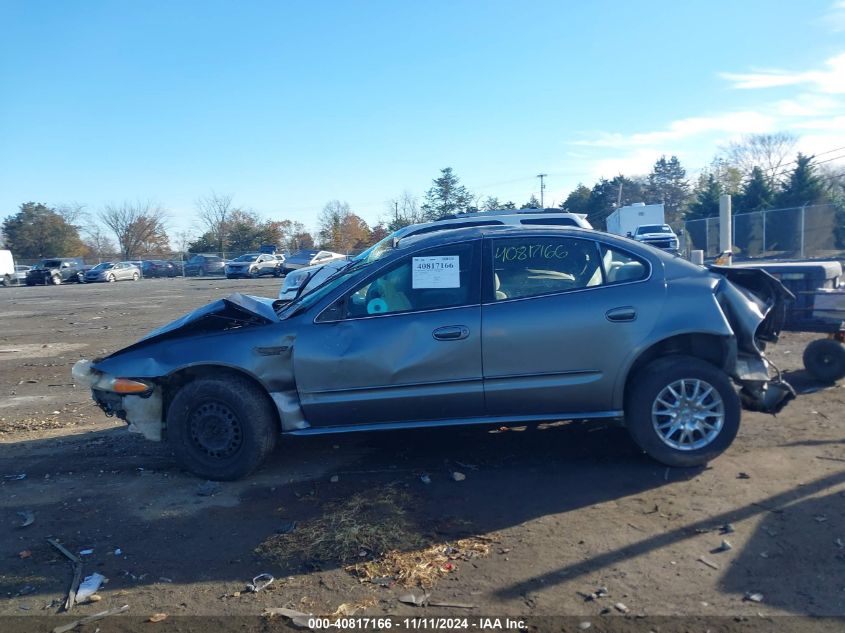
[72, 293, 283, 442]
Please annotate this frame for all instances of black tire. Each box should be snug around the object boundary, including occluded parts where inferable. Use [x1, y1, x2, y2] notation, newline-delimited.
[51, 274, 62, 285]
[107, 274, 115, 283]
[803, 338, 845, 382]
[167, 375, 278, 480]
[1, 274, 10, 287]
[624, 355, 741, 467]
[132, 272, 139, 281]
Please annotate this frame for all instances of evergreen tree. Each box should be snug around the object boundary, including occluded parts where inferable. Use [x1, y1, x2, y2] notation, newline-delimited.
[776, 153, 829, 208]
[2, 202, 86, 258]
[586, 175, 647, 230]
[645, 155, 691, 222]
[520, 194, 541, 209]
[736, 166, 774, 213]
[561, 184, 591, 214]
[420, 167, 473, 220]
[686, 174, 722, 220]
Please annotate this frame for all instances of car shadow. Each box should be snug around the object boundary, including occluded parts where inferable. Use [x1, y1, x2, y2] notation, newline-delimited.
[0, 418, 694, 600]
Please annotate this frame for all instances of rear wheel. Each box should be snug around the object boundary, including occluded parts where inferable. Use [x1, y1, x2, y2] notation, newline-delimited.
[51, 274, 62, 285]
[625, 355, 740, 467]
[1, 274, 10, 286]
[167, 375, 278, 480]
[132, 272, 140, 281]
[803, 338, 845, 382]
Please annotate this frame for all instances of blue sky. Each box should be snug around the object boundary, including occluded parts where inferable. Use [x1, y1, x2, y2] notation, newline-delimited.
[1, 0, 844, 238]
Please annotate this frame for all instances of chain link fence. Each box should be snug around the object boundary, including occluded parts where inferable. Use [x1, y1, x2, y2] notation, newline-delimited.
[674, 204, 845, 261]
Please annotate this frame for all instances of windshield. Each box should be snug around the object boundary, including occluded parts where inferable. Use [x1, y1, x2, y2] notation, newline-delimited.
[92, 263, 113, 271]
[637, 225, 671, 234]
[277, 268, 360, 318]
[233, 254, 259, 262]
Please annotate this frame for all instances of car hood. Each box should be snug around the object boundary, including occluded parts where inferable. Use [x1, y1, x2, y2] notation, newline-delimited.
[104, 293, 279, 357]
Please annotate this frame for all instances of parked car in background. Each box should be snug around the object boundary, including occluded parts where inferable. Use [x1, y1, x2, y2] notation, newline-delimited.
[26, 258, 87, 285]
[282, 250, 346, 273]
[184, 254, 226, 276]
[225, 253, 282, 278]
[279, 211, 595, 301]
[83, 262, 141, 283]
[168, 260, 185, 276]
[75, 225, 794, 480]
[141, 260, 179, 278]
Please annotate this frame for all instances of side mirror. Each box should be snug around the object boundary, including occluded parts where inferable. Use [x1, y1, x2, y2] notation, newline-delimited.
[626, 232, 633, 238]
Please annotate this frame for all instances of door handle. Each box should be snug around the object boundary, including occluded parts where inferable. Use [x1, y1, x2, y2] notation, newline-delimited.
[605, 306, 637, 322]
[432, 325, 470, 341]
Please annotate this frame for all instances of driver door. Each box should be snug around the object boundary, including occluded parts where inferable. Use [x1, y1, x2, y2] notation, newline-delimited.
[293, 240, 483, 427]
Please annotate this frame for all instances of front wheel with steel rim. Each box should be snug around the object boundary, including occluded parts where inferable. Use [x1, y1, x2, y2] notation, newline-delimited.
[167, 375, 278, 480]
[625, 355, 740, 468]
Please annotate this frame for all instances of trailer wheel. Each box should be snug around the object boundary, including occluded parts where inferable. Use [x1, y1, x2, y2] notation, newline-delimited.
[803, 338, 845, 383]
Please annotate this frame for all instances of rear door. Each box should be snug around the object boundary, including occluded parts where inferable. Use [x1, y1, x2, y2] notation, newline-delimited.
[293, 240, 483, 427]
[481, 234, 665, 416]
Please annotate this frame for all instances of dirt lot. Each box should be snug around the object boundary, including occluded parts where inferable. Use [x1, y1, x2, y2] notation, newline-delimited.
[1, 277, 844, 630]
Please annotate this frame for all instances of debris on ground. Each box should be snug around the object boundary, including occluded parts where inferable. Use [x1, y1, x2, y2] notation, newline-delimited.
[613, 602, 629, 613]
[18, 549, 31, 559]
[330, 475, 339, 483]
[720, 523, 736, 534]
[262, 607, 312, 628]
[420, 474, 431, 485]
[4, 473, 27, 480]
[76, 573, 106, 603]
[114, 548, 122, 556]
[47, 538, 83, 612]
[697, 556, 719, 570]
[352, 538, 492, 588]
[17, 510, 35, 527]
[196, 480, 222, 496]
[247, 573, 274, 592]
[148, 613, 168, 623]
[451, 472, 466, 482]
[256, 485, 493, 588]
[745, 592, 764, 603]
[276, 521, 297, 534]
[737, 472, 751, 479]
[399, 592, 430, 606]
[52, 604, 129, 633]
[331, 599, 378, 616]
[78, 549, 93, 556]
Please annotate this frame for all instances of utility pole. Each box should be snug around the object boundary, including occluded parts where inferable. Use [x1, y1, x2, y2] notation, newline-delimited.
[537, 173, 548, 209]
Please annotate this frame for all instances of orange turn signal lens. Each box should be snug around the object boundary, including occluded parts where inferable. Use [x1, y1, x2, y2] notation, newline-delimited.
[111, 378, 151, 394]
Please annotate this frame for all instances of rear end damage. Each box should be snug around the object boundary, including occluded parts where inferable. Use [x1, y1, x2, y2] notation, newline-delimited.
[710, 265, 796, 413]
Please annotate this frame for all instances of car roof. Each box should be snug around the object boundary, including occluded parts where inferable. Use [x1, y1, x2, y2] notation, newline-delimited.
[395, 224, 595, 252]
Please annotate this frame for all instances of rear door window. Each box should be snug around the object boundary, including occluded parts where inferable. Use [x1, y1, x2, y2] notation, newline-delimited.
[489, 236, 603, 301]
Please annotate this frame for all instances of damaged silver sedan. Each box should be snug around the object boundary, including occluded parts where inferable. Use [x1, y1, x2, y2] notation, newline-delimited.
[73, 226, 794, 480]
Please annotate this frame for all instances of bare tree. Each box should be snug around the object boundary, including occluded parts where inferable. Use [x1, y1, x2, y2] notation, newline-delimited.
[385, 190, 424, 231]
[723, 132, 798, 187]
[83, 226, 118, 262]
[195, 191, 235, 255]
[55, 202, 90, 230]
[99, 201, 168, 259]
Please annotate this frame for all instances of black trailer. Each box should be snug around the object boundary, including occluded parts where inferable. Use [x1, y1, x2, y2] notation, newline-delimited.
[731, 261, 845, 382]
